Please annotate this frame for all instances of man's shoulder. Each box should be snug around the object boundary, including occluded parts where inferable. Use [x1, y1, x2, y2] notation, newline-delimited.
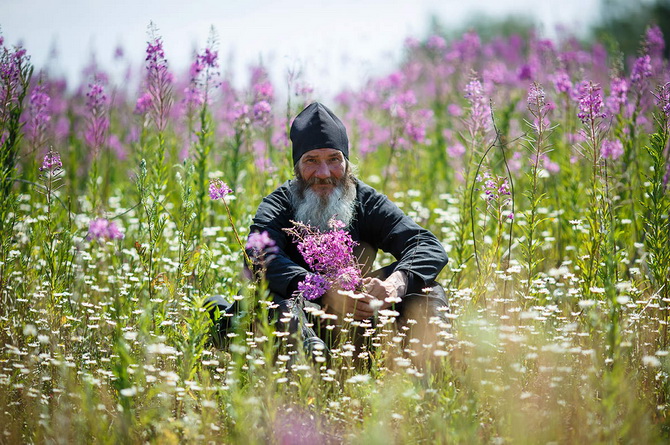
[355, 178, 386, 203]
[266, 180, 293, 198]
[257, 180, 293, 214]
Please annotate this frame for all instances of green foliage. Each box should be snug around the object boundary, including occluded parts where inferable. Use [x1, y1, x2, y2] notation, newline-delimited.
[3, 25, 670, 444]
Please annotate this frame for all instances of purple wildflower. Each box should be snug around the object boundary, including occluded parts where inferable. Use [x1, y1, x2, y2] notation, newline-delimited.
[427, 35, 447, 52]
[143, 26, 173, 132]
[84, 81, 109, 153]
[464, 77, 489, 135]
[134, 92, 152, 115]
[336, 265, 363, 292]
[88, 218, 124, 241]
[404, 108, 433, 144]
[577, 82, 606, 125]
[209, 179, 232, 200]
[253, 80, 274, 103]
[477, 172, 513, 223]
[447, 104, 463, 116]
[285, 219, 363, 300]
[655, 82, 670, 119]
[528, 82, 546, 105]
[551, 71, 572, 94]
[252, 100, 272, 127]
[601, 139, 624, 160]
[528, 82, 552, 130]
[1, 42, 30, 124]
[645, 25, 665, 58]
[246, 231, 276, 252]
[606, 77, 629, 114]
[447, 142, 466, 158]
[542, 155, 560, 174]
[517, 64, 534, 81]
[298, 273, 330, 301]
[246, 230, 278, 265]
[188, 46, 219, 89]
[26, 84, 51, 149]
[39, 149, 62, 172]
[630, 55, 652, 85]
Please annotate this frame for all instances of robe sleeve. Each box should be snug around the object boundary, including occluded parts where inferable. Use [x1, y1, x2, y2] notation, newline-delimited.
[248, 183, 308, 298]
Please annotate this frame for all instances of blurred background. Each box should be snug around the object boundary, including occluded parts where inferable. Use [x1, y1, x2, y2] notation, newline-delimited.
[2, 0, 668, 96]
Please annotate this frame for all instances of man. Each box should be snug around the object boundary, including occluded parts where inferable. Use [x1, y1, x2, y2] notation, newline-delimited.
[247, 102, 450, 358]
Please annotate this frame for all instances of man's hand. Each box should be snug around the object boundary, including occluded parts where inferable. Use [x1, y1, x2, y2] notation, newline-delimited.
[321, 288, 377, 321]
[362, 270, 408, 311]
[321, 271, 409, 321]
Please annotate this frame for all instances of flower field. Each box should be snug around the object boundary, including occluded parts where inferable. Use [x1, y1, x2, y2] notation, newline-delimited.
[1, 22, 670, 443]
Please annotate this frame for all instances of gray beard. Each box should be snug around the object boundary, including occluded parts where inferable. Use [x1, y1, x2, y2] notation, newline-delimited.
[291, 178, 357, 231]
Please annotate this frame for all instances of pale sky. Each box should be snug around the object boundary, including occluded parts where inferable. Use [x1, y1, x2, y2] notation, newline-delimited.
[2, 0, 601, 95]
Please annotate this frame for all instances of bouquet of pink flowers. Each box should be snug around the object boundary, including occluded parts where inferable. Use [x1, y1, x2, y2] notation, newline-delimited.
[284, 219, 363, 300]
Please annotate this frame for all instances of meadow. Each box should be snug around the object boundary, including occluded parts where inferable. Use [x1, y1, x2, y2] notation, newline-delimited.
[1, 23, 670, 443]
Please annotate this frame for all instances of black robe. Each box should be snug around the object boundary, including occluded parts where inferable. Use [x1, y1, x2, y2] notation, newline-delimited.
[249, 178, 448, 299]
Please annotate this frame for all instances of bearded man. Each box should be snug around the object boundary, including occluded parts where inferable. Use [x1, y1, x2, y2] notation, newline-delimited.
[245, 102, 450, 358]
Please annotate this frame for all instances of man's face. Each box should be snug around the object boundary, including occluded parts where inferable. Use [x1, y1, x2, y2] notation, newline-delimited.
[297, 148, 346, 197]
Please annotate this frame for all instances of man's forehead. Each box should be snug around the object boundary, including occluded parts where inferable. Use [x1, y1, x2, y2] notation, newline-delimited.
[301, 148, 344, 159]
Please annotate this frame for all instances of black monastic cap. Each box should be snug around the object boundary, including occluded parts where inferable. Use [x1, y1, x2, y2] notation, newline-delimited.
[290, 102, 349, 166]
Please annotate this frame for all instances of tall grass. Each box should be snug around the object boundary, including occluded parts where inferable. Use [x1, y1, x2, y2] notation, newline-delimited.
[0, 24, 670, 443]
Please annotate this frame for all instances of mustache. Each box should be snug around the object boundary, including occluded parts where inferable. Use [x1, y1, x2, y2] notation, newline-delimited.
[305, 177, 338, 187]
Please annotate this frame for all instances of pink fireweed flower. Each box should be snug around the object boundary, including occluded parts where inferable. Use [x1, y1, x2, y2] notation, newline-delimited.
[246, 230, 278, 265]
[447, 142, 466, 158]
[26, 84, 51, 149]
[464, 76, 489, 136]
[190, 47, 218, 81]
[477, 171, 513, 223]
[88, 218, 124, 241]
[85, 81, 109, 153]
[185, 45, 218, 112]
[209, 179, 232, 200]
[601, 139, 624, 160]
[606, 77, 629, 114]
[630, 54, 652, 85]
[654, 82, 670, 119]
[39, 149, 62, 172]
[253, 80, 274, 103]
[143, 26, 173, 132]
[1, 42, 30, 130]
[298, 273, 330, 301]
[134, 92, 152, 115]
[427, 35, 447, 51]
[252, 100, 272, 127]
[527, 82, 552, 131]
[577, 82, 606, 125]
[404, 111, 432, 144]
[447, 103, 463, 116]
[285, 219, 363, 301]
[328, 219, 346, 230]
[645, 25, 665, 57]
[246, 231, 276, 252]
[551, 71, 572, 95]
[542, 154, 560, 174]
[527, 82, 546, 105]
[336, 265, 363, 292]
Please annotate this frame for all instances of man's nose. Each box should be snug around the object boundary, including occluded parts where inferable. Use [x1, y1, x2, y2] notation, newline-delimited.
[314, 161, 330, 178]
